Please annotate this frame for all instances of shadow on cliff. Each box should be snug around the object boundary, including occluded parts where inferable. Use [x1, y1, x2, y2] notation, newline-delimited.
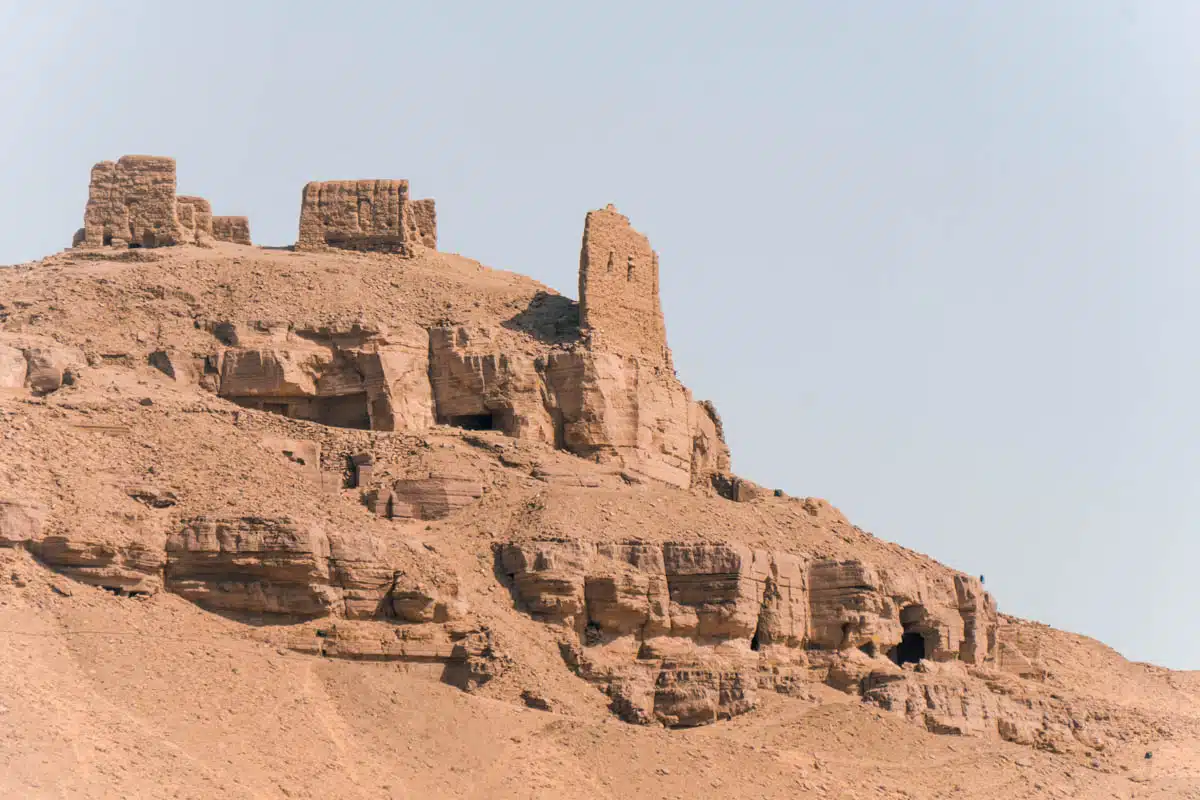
[501, 291, 581, 346]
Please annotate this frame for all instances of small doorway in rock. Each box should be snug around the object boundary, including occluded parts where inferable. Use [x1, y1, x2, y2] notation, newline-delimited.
[446, 413, 496, 431]
[891, 631, 925, 666]
[889, 603, 932, 666]
[315, 394, 371, 430]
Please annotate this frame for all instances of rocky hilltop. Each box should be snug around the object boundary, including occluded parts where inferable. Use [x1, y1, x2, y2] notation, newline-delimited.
[1, 156, 1198, 799]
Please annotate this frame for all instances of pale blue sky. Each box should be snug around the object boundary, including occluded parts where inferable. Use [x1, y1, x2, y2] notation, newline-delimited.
[3, 2, 1198, 668]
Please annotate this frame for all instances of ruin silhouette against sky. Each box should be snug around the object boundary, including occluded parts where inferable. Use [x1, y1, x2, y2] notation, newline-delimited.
[3, 1, 1198, 668]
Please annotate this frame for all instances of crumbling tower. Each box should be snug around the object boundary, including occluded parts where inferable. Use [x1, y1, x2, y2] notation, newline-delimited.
[82, 156, 184, 248]
[578, 204, 670, 367]
[75, 155, 252, 249]
[296, 179, 437, 252]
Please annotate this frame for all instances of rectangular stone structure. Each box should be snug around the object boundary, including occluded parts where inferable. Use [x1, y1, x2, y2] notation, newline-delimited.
[76, 155, 250, 249]
[176, 196, 213, 246]
[82, 155, 184, 248]
[212, 216, 252, 245]
[296, 179, 437, 252]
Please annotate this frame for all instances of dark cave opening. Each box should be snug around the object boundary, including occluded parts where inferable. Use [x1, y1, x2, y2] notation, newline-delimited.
[891, 631, 926, 666]
[445, 413, 498, 431]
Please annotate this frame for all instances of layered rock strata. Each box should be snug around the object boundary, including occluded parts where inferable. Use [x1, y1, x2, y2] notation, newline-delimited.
[498, 540, 997, 727]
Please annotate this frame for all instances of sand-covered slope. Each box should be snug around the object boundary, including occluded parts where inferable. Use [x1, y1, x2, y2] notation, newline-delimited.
[2, 230, 1199, 798]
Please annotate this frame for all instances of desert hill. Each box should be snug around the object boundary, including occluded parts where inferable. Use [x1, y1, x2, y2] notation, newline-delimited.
[1, 156, 1198, 798]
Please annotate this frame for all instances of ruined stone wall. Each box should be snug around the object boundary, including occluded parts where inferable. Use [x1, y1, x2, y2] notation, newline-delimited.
[405, 198, 438, 249]
[297, 179, 437, 252]
[212, 216, 252, 245]
[578, 205, 670, 367]
[76, 155, 250, 249]
[82, 156, 184, 248]
[176, 196, 213, 246]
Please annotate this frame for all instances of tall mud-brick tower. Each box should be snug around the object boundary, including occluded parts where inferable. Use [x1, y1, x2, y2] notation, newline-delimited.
[578, 204, 671, 368]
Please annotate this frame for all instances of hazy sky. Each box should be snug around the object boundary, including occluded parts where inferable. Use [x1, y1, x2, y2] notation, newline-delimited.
[3, 2, 1198, 669]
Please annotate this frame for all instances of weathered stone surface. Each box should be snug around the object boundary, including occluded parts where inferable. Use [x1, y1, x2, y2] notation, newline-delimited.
[579, 205, 669, 366]
[380, 473, 484, 521]
[75, 154, 246, 250]
[148, 349, 198, 384]
[861, 661, 1114, 753]
[81, 156, 183, 248]
[499, 540, 997, 727]
[259, 437, 322, 482]
[405, 198, 437, 249]
[290, 620, 500, 690]
[165, 516, 339, 617]
[543, 351, 695, 487]
[0, 499, 45, 547]
[212, 215, 252, 244]
[297, 179, 437, 252]
[428, 326, 554, 442]
[217, 326, 434, 432]
[23, 346, 84, 394]
[0, 345, 27, 389]
[176, 195, 213, 245]
[34, 536, 164, 594]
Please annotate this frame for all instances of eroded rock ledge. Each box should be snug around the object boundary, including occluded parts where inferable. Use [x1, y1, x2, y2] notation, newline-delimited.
[497, 539, 995, 726]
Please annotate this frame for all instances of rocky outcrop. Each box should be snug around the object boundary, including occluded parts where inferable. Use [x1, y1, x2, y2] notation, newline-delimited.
[285, 620, 500, 690]
[0, 345, 27, 389]
[163, 515, 465, 624]
[861, 660, 1117, 755]
[543, 351, 697, 487]
[369, 473, 485, 521]
[296, 179, 437, 252]
[0, 499, 45, 547]
[216, 325, 435, 432]
[428, 326, 555, 442]
[35, 536, 164, 594]
[212, 215, 252, 244]
[498, 540, 997, 727]
[0, 338, 85, 394]
[165, 516, 340, 617]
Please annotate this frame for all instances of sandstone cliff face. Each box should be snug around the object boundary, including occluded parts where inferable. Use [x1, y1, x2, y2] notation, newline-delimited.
[498, 539, 997, 727]
[297, 179, 436, 252]
[214, 324, 435, 432]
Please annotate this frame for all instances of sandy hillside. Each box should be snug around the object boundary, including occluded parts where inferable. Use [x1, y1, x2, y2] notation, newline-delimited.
[2, 188, 1199, 799]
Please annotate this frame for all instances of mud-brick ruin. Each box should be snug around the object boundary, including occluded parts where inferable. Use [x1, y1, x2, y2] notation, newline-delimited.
[74, 155, 252, 249]
[297, 179, 437, 252]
